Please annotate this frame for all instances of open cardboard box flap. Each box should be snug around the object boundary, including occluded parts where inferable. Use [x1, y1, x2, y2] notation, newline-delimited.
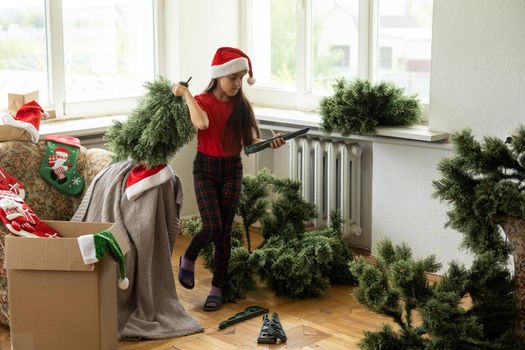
[4, 220, 130, 272]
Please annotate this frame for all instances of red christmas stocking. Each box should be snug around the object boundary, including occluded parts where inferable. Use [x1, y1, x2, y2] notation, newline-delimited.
[0, 191, 61, 238]
[0, 167, 25, 199]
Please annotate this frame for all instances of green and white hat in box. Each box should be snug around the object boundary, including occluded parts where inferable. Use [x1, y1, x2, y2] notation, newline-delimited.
[77, 229, 129, 289]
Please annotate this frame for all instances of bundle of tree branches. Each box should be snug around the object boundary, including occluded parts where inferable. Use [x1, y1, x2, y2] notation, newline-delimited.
[320, 79, 422, 135]
[350, 239, 515, 350]
[105, 76, 196, 167]
[249, 177, 356, 298]
[259, 177, 317, 241]
[433, 126, 525, 346]
[181, 170, 356, 301]
[180, 217, 255, 302]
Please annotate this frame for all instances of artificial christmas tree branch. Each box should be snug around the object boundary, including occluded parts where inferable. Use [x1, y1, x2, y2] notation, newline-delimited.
[320, 79, 422, 136]
[105, 76, 196, 168]
[350, 238, 513, 349]
[182, 169, 356, 301]
[433, 126, 525, 347]
[237, 169, 273, 252]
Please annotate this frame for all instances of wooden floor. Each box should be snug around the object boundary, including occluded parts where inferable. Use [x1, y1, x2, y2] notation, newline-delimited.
[0, 232, 394, 350]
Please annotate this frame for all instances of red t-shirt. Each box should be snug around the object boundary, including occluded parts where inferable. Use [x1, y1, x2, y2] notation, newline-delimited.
[194, 92, 237, 157]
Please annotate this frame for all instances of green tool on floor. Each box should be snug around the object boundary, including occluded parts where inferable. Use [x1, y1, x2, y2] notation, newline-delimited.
[218, 305, 269, 330]
[257, 312, 287, 344]
[270, 312, 287, 343]
[257, 314, 276, 344]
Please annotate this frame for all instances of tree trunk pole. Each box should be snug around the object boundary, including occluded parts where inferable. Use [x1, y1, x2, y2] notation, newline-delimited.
[244, 224, 252, 253]
[501, 217, 525, 347]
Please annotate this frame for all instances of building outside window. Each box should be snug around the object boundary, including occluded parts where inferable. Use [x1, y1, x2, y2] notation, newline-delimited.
[245, 0, 433, 110]
[0, 0, 157, 117]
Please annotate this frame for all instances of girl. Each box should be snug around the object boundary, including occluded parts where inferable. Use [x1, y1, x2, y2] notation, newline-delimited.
[172, 47, 285, 311]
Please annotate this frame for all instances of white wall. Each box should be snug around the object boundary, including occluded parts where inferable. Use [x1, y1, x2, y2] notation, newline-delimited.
[165, 0, 240, 93]
[371, 142, 470, 269]
[165, 0, 240, 217]
[429, 0, 525, 139]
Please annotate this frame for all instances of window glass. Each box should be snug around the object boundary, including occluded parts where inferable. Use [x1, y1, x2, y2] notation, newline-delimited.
[311, 0, 359, 94]
[251, 0, 297, 91]
[0, 1, 48, 111]
[378, 0, 433, 101]
[62, 0, 154, 102]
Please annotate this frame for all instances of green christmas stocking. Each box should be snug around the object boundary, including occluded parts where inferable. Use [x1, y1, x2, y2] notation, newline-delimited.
[39, 135, 85, 195]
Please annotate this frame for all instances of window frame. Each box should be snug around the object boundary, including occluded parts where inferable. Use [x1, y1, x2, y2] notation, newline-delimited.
[44, 0, 163, 118]
[242, 0, 430, 118]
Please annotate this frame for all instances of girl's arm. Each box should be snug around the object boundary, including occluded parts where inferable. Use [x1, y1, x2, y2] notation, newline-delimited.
[172, 83, 209, 130]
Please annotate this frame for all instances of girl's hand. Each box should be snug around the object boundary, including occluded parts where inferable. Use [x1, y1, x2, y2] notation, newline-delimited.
[269, 131, 285, 149]
[172, 83, 188, 97]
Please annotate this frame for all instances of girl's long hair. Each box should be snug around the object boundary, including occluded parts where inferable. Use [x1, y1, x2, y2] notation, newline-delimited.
[204, 79, 260, 154]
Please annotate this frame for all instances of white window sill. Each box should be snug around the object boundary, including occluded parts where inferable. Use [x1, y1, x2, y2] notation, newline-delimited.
[39, 107, 449, 149]
[253, 106, 449, 146]
[40, 115, 128, 138]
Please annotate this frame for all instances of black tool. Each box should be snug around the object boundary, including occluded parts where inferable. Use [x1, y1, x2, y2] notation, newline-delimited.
[270, 313, 287, 343]
[218, 305, 269, 330]
[257, 314, 277, 344]
[180, 76, 192, 87]
[244, 127, 310, 155]
[257, 312, 287, 344]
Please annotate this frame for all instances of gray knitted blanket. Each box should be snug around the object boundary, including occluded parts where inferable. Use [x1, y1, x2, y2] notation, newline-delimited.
[72, 160, 203, 339]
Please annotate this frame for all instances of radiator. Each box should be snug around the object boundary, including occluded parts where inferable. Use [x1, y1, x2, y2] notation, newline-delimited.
[289, 137, 362, 236]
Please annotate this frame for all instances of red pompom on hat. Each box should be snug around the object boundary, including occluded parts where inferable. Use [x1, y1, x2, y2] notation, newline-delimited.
[2, 100, 45, 143]
[210, 47, 256, 85]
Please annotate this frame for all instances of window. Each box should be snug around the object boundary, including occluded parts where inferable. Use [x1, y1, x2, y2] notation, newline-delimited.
[0, 0, 158, 117]
[377, 0, 433, 102]
[379, 46, 393, 69]
[311, 0, 359, 94]
[0, 1, 48, 109]
[245, 0, 433, 110]
[330, 45, 351, 69]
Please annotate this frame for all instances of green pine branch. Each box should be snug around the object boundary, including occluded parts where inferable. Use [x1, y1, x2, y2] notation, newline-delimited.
[320, 79, 422, 136]
[351, 237, 517, 349]
[237, 168, 273, 252]
[105, 76, 196, 168]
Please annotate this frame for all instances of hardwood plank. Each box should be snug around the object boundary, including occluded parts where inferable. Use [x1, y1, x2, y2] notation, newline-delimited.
[0, 231, 397, 350]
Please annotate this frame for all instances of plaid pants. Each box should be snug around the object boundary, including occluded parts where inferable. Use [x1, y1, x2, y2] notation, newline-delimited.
[184, 152, 243, 287]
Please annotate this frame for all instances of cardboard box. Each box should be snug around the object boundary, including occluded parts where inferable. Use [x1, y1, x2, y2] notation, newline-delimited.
[0, 125, 33, 142]
[7, 91, 39, 115]
[43, 108, 56, 120]
[5, 221, 130, 350]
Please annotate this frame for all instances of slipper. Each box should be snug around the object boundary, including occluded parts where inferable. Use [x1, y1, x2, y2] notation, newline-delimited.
[203, 295, 223, 312]
[178, 256, 195, 289]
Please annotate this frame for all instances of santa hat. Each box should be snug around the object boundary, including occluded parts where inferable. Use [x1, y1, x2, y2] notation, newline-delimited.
[125, 163, 173, 201]
[2, 100, 46, 143]
[77, 230, 129, 289]
[210, 47, 256, 85]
